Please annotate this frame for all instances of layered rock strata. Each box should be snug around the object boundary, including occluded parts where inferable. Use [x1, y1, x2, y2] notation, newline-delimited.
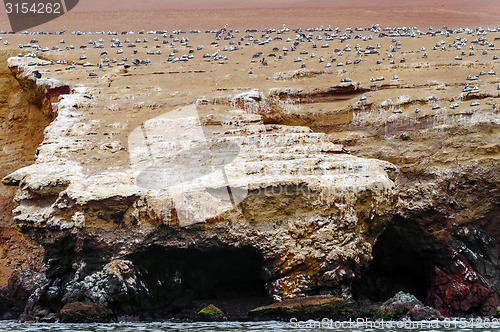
[1, 58, 397, 318]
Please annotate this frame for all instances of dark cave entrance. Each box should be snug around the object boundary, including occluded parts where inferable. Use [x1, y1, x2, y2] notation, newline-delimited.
[352, 216, 450, 303]
[129, 245, 269, 319]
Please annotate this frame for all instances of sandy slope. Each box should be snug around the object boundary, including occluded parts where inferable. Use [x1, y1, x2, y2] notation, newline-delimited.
[52, 0, 500, 11]
[0, 0, 499, 32]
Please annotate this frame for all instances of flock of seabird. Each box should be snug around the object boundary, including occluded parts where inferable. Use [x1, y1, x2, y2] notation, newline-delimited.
[0, 23, 498, 114]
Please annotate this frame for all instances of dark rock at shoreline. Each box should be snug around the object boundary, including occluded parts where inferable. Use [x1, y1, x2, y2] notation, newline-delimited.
[408, 304, 443, 321]
[7, 270, 47, 309]
[60, 259, 148, 313]
[426, 253, 500, 316]
[59, 302, 113, 323]
[248, 295, 345, 320]
[0, 287, 18, 320]
[1, 270, 49, 321]
[361, 291, 426, 319]
[39, 312, 59, 323]
[197, 304, 227, 321]
[382, 291, 422, 314]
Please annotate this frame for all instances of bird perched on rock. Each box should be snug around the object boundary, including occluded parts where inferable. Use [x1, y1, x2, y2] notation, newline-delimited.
[131, 56, 140, 65]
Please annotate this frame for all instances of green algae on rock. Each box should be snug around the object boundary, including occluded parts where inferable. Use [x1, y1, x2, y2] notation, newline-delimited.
[197, 304, 227, 322]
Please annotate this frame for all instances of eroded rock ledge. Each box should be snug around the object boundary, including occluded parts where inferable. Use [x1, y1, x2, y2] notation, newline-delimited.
[3, 47, 499, 321]
[2, 57, 399, 320]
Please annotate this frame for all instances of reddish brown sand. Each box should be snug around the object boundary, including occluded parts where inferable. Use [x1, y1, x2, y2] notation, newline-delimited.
[1, 0, 499, 32]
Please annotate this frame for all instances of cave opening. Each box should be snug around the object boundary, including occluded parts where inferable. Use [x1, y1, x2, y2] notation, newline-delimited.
[352, 216, 450, 303]
[129, 245, 270, 319]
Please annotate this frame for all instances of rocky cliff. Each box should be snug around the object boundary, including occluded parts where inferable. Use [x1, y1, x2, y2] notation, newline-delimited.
[0, 25, 498, 321]
[0, 50, 47, 319]
[273, 73, 500, 315]
[0, 57, 398, 320]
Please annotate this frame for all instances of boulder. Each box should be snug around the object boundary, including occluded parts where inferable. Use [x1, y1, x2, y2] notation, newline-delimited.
[196, 304, 227, 322]
[249, 295, 344, 320]
[408, 304, 443, 321]
[59, 302, 113, 323]
[61, 260, 147, 312]
[382, 291, 422, 314]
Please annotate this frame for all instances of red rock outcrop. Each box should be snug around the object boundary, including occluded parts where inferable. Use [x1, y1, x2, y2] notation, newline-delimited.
[427, 252, 499, 316]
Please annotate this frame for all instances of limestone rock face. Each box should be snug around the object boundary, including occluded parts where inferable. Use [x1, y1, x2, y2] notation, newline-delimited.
[2, 58, 397, 314]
